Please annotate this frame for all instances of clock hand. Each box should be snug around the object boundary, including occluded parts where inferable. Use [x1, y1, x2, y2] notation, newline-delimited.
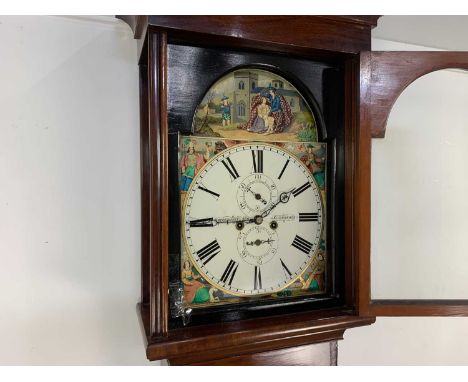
[189, 216, 255, 227]
[246, 186, 267, 205]
[246, 238, 275, 246]
[215, 216, 255, 225]
[261, 189, 294, 218]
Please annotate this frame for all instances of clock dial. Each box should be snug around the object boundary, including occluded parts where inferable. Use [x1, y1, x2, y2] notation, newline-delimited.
[182, 142, 323, 296]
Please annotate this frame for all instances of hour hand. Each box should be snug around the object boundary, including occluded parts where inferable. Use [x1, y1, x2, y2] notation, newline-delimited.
[246, 238, 275, 246]
[246, 186, 267, 205]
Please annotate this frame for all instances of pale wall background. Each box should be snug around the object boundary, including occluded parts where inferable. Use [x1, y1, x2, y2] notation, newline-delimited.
[1, 15, 467, 365]
[0, 16, 149, 365]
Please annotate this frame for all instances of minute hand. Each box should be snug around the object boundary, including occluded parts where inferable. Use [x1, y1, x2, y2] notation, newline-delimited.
[189, 216, 255, 227]
[261, 190, 293, 218]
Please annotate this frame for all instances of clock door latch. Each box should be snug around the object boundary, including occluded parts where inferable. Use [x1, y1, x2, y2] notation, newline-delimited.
[169, 282, 193, 326]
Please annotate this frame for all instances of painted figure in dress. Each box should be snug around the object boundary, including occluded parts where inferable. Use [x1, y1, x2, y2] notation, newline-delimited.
[247, 96, 274, 134]
[180, 141, 206, 192]
[242, 87, 293, 135]
[182, 260, 219, 303]
[180, 140, 219, 192]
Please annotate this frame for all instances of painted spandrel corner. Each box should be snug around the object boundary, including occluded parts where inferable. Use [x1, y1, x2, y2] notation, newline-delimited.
[192, 68, 318, 143]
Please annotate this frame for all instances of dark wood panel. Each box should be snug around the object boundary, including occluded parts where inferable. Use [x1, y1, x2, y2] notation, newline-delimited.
[169, 342, 337, 366]
[368, 52, 468, 138]
[344, 57, 360, 308]
[356, 52, 372, 316]
[146, 32, 170, 337]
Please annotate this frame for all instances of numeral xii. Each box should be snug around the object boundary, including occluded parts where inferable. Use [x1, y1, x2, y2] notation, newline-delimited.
[252, 150, 263, 173]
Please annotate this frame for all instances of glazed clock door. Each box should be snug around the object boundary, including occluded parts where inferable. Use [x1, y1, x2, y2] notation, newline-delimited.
[169, 57, 341, 325]
[357, 51, 468, 316]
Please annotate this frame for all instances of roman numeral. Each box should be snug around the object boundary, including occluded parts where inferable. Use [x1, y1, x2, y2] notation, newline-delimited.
[254, 266, 262, 290]
[196, 239, 220, 265]
[252, 150, 263, 173]
[220, 259, 238, 286]
[221, 157, 240, 180]
[277, 159, 289, 180]
[291, 235, 313, 254]
[292, 182, 311, 197]
[280, 258, 292, 278]
[299, 212, 319, 222]
[198, 185, 220, 198]
[189, 217, 214, 227]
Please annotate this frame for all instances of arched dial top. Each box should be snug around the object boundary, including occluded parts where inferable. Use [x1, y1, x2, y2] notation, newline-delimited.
[182, 142, 324, 296]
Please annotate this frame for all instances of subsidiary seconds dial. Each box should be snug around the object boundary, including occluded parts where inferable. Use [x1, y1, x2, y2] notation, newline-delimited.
[182, 142, 323, 296]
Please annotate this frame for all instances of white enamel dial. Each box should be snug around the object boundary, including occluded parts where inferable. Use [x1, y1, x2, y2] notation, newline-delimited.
[182, 142, 323, 296]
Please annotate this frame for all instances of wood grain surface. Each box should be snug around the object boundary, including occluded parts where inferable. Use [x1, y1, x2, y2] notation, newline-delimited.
[170, 342, 338, 366]
[367, 52, 468, 138]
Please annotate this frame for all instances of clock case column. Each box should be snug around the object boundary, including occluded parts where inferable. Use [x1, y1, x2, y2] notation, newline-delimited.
[121, 16, 379, 365]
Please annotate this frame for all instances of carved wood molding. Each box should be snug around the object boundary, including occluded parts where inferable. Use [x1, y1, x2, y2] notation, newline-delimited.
[138, 303, 375, 363]
[117, 15, 380, 55]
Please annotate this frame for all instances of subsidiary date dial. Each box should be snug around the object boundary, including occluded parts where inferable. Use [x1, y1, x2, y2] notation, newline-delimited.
[183, 142, 323, 296]
[237, 226, 279, 267]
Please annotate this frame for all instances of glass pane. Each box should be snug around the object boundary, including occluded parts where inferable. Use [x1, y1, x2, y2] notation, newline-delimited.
[371, 68, 468, 299]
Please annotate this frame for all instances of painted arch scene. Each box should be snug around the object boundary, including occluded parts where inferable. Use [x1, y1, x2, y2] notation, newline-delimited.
[192, 68, 319, 142]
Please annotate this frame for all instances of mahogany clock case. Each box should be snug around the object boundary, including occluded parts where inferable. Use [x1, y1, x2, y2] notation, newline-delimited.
[164, 41, 347, 329]
[124, 15, 383, 364]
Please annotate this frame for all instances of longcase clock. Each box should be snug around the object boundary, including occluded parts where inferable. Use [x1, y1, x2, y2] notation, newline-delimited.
[117, 15, 468, 365]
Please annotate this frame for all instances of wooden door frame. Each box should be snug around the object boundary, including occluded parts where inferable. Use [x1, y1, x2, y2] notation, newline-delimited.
[358, 51, 468, 317]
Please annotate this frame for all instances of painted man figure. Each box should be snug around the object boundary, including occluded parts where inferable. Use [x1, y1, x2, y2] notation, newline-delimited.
[220, 96, 231, 126]
[268, 87, 282, 113]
